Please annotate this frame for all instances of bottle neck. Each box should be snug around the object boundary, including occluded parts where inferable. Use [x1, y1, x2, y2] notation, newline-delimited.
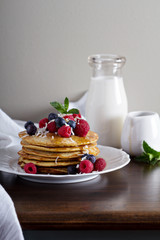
[91, 64, 122, 78]
[88, 54, 125, 78]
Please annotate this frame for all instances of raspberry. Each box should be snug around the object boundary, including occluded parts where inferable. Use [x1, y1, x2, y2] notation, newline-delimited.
[74, 119, 90, 137]
[58, 125, 71, 138]
[39, 118, 48, 128]
[24, 163, 37, 174]
[94, 158, 106, 171]
[73, 112, 81, 119]
[63, 115, 75, 121]
[79, 160, 94, 173]
[47, 121, 57, 133]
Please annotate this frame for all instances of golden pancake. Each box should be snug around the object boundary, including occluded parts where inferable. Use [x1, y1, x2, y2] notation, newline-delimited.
[19, 130, 98, 147]
[36, 166, 68, 175]
[21, 145, 99, 158]
[21, 140, 97, 152]
[18, 150, 82, 161]
[18, 156, 79, 167]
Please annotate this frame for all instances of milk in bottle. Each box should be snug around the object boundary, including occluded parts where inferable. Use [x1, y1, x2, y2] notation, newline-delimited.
[85, 54, 128, 148]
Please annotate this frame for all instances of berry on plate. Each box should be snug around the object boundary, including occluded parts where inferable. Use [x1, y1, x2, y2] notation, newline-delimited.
[81, 154, 96, 164]
[74, 119, 90, 137]
[47, 121, 57, 133]
[94, 158, 106, 171]
[39, 118, 49, 128]
[63, 115, 75, 121]
[26, 124, 37, 135]
[73, 112, 81, 119]
[24, 163, 37, 174]
[67, 120, 76, 129]
[79, 160, 94, 173]
[48, 113, 58, 121]
[24, 120, 34, 129]
[67, 165, 78, 174]
[58, 125, 71, 138]
[55, 117, 66, 128]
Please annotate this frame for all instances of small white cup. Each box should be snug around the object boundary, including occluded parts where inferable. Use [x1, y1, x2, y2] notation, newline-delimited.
[121, 111, 160, 156]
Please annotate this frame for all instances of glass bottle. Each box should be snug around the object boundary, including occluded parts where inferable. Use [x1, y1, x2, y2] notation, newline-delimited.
[85, 54, 128, 148]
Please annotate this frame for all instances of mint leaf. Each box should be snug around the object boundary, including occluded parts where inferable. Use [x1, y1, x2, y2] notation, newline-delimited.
[134, 141, 160, 165]
[67, 108, 79, 114]
[143, 141, 160, 156]
[64, 97, 69, 111]
[150, 158, 159, 166]
[50, 101, 66, 113]
[50, 97, 80, 115]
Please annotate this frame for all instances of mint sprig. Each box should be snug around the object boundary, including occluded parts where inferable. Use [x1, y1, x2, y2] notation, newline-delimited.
[135, 141, 160, 165]
[50, 97, 79, 114]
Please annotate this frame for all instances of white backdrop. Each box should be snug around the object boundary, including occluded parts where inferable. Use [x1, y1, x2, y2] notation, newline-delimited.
[0, 0, 160, 121]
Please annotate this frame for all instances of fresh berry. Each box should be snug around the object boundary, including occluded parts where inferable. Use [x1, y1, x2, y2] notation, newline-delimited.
[81, 153, 89, 160]
[74, 119, 90, 137]
[67, 120, 76, 129]
[24, 121, 34, 129]
[55, 117, 66, 128]
[67, 165, 78, 174]
[47, 121, 57, 133]
[48, 113, 58, 121]
[58, 125, 71, 138]
[24, 163, 37, 174]
[94, 158, 106, 171]
[81, 154, 96, 164]
[73, 112, 81, 119]
[63, 115, 75, 121]
[39, 118, 48, 128]
[79, 160, 94, 173]
[27, 124, 37, 135]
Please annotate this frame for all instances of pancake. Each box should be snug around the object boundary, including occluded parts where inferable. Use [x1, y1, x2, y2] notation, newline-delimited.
[18, 156, 80, 167]
[21, 140, 97, 152]
[18, 150, 82, 161]
[36, 166, 68, 175]
[19, 130, 98, 147]
[18, 125, 100, 175]
[21, 145, 99, 158]
[19, 161, 68, 174]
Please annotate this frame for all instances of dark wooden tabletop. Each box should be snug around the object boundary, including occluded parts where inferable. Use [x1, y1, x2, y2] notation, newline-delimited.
[1, 160, 160, 230]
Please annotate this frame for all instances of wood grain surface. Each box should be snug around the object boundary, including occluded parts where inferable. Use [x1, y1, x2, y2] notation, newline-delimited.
[1, 161, 160, 230]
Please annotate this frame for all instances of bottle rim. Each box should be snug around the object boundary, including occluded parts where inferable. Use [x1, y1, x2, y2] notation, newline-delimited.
[88, 54, 126, 65]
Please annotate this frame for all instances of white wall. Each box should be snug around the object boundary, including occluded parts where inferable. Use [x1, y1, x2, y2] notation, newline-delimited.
[0, 0, 160, 121]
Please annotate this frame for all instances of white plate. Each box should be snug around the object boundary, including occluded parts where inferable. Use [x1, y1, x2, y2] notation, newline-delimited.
[0, 145, 130, 184]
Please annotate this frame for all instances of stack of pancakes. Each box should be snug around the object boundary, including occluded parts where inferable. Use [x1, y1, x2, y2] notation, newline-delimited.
[18, 130, 99, 174]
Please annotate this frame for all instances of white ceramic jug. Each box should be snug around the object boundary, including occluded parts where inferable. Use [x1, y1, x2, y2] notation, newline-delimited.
[121, 111, 160, 156]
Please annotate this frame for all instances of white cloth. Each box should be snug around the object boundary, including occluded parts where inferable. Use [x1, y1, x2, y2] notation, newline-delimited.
[0, 109, 24, 148]
[0, 110, 24, 239]
[0, 185, 24, 240]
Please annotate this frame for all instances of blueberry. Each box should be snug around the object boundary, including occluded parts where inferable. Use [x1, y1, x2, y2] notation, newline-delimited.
[48, 113, 58, 121]
[24, 121, 34, 129]
[67, 165, 78, 174]
[27, 124, 37, 135]
[81, 154, 96, 164]
[68, 120, 76, 129]
[81, 153, 89, 160]
[55, 117, 66, 128]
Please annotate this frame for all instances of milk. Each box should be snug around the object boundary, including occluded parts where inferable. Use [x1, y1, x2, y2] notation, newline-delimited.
[85, 76, 128, 148]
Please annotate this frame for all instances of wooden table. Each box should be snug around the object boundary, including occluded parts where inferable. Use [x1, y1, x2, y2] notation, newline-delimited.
[1, 160, 160, 230]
